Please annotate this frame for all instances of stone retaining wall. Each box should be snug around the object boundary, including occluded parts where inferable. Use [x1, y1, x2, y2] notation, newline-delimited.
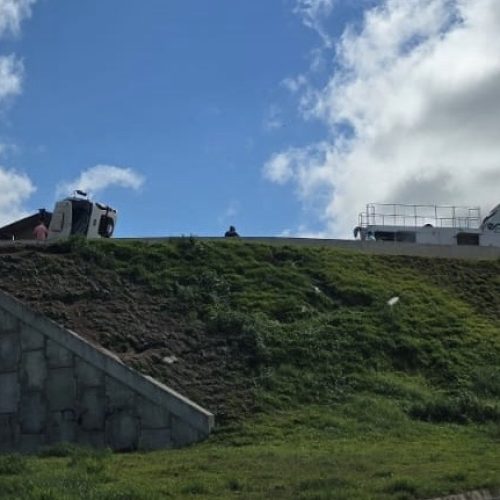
[0, 290, 214, 453]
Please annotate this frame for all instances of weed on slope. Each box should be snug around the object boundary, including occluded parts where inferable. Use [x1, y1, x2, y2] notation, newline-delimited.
[1, 238, 497, 423]
[0, 238, 500, 497]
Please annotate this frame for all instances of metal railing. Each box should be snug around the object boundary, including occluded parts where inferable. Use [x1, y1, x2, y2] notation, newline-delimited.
[359, 203, 481, 229]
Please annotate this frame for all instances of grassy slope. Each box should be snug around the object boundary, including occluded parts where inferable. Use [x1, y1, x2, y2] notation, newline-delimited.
[1, 238, 500, 499]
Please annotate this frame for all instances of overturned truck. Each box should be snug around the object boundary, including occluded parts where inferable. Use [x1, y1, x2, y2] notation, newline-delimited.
[0, 193, 118, 241]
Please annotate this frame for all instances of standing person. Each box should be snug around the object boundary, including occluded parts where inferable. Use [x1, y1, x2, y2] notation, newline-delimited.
[33, 218, 49, 240]
[224, 225, 239, 238]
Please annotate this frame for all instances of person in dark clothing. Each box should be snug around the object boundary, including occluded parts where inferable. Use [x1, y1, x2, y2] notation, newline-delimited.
[224, 225, 239, 238]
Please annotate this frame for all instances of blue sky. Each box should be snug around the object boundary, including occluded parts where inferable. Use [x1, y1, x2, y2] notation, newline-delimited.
[0, 0, 344, 236]
[1, 0, 499, 238]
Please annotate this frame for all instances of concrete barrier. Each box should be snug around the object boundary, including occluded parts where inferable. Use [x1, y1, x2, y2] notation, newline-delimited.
[427, 489, 500, 500]
[1, 237, 500, 260]
[120, 237, 500, 261]
[0, 290, 214, 453]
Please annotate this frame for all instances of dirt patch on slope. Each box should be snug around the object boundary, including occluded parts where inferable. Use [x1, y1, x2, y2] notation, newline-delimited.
[0, 246, 254, 421]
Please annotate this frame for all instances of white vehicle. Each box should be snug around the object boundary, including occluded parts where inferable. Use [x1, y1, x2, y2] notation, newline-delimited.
[353, 203, 500, 247]
[48, 191, 118, 240]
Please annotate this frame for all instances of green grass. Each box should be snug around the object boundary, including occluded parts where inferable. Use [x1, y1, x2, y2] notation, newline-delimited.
[4, 237, 500, 498]
[2, 414, 500, 499]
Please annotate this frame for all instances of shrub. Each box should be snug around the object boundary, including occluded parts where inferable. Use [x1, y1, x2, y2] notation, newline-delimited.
[38, 442, 81, 458]
[180, 481, 209, 495]
[0, 454, 29, 475]
[226, 478, 243, 491]
[471, 367, 500, 397]
[174, 236, 207, 260]
[206, 309, 270, 366]
[67, 447, 112, 478]
[410, 392, 500, 424]
[385, 477, 419, 496]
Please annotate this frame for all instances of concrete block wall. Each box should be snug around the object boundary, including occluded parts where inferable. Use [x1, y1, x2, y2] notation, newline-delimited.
[0, 291, 214, 453]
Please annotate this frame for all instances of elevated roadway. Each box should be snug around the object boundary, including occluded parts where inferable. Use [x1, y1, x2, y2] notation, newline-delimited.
[117, 236, 500, 261]
[0, 236, 499, 260]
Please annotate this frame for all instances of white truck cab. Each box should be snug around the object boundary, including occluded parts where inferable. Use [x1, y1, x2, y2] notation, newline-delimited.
[48, 193, 118, 240]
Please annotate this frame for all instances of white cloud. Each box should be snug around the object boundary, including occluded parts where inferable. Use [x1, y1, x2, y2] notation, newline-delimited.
[266, 0, 500, 236]
[57, 165, 145, 199]
[0, 166, 35, 225]
[0, 1, 37, 224]
[0, 0, 36, 105]
[279, 225, 328, 238]
[0, 0, 36, 37]
[282, 74, 308, 94]
[217, 200, 240, 225]
[0, 55, 23, 101]
[0, 0, 36, 104]
[0, 141, 18, 157]
[264, 145, 331, 191]
[294, 0, 336, 46]
[264, 151, 295, 185]
[263, 104, 284, 132]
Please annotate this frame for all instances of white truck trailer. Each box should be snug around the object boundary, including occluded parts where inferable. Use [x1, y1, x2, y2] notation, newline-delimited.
[354, 203, 500, 247]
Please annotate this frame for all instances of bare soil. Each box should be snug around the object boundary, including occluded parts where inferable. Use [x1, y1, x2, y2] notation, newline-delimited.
[0, 246, 254, 421]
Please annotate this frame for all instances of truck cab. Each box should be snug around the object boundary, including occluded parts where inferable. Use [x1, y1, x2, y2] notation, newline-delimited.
[481, 204, 500, 232]
[48, 195, 118, 240]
